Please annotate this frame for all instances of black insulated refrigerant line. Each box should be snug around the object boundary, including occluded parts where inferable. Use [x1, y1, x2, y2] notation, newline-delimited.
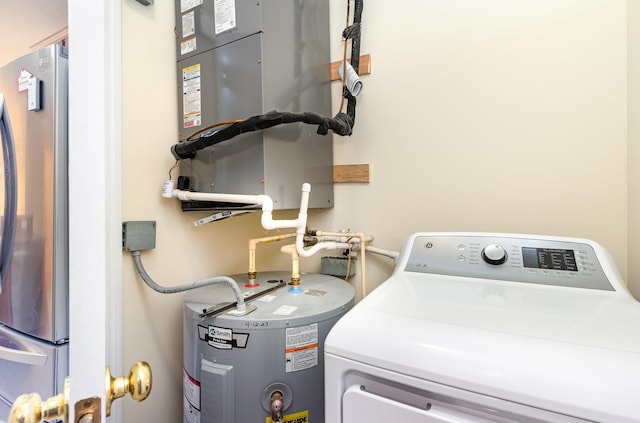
[171, 0, 365, 161]
[343, 0, 363, 127]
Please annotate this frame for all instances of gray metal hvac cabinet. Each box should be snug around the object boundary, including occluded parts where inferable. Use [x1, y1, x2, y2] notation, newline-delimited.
[175, 0, 333, 211]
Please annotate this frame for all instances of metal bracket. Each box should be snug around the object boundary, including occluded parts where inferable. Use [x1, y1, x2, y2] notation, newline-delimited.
[199, 281, 286, 318]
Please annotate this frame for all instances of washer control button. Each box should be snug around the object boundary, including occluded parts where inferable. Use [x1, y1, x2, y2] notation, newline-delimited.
[482, 244, 507, 265]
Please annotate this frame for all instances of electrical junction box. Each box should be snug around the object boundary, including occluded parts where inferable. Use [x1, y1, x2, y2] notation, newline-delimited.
[321, 256, 356, 279]
[122, 221, 157, 251]
[175, 0, 333, 211]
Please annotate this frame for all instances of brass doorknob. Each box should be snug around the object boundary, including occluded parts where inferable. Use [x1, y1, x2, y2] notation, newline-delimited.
[105, 361, 152, 416]
[8, 377, 70, 423]
[9, 362, 151, 422]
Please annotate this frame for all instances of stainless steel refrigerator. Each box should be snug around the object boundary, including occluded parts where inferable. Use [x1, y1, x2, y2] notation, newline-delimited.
[0, 44, 68, 419]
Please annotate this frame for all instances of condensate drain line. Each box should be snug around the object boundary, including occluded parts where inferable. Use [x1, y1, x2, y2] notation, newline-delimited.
[163, 181, 372, 297]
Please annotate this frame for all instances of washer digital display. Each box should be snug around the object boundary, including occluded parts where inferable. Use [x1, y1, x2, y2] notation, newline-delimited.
[522, 247, 578, 271]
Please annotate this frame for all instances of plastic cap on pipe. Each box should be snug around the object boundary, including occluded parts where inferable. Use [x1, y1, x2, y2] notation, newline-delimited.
[337, 62, 362, 96]
[162, 180, 175, 198]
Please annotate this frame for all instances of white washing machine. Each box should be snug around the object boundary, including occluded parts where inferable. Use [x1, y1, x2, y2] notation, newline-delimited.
[325, 232, 640, 423]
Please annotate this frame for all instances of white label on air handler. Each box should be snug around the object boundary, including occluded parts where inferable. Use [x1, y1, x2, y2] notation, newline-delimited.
[285, 323, 318, 373]
[181, 0, 203, 13]
[214, 0, 236, 35]
[181, 36, 197, 55]
[182, 11, 196, 38]
[182, 64, 202, 128]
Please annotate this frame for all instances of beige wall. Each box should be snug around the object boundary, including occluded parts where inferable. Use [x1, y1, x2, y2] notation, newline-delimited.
[122, 1, 628, 421]
[0, 0, 67, 67]
[629, 1, 640, 297]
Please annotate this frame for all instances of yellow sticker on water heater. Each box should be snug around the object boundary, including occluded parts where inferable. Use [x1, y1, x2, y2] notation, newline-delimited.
[265, 409, 308, 423]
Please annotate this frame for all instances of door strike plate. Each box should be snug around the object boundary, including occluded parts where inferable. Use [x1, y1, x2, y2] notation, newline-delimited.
[75, 397, 101, 423]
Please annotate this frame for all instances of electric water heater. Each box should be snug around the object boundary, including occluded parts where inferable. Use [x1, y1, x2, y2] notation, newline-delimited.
[183, 271, 355, 423]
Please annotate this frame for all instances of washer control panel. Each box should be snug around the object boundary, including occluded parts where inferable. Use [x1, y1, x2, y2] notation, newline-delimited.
[403, 234, 614, 291]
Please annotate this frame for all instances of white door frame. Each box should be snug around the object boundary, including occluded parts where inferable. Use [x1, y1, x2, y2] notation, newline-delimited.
[68, 1, 122, 421]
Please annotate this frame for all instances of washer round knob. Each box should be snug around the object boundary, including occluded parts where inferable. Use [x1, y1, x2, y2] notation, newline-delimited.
[482, 244, 507, 265]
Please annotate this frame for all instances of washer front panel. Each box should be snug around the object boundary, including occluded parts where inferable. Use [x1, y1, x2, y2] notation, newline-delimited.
[403, 234, 613, 290]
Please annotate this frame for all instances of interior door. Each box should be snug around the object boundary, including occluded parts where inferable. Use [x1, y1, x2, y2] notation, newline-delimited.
[67, 0, 122, 421]
[0, 1, 123, 421]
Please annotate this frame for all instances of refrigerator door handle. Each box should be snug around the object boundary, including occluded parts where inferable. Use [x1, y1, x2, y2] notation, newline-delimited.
[0, 93, 18, 293]
[0, 344, 47, 366]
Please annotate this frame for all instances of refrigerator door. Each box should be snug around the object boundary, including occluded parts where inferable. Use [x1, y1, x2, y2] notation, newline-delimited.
[0, 45, 68, 344]
[0, 94, 18, 297]
[0, 323, 68, 420]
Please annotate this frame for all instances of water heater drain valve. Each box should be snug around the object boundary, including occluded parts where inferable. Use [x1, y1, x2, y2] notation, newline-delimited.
[270, 391, 284, 423]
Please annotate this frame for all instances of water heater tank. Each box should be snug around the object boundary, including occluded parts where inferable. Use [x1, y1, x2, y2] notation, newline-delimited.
[183, 271, 354, 423]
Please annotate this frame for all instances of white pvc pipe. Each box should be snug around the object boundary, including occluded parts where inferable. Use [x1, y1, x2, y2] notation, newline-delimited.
[363, 246, 400, 261]
[313, 234, 398, 261]
[162, 179, 385, 299]
[163, 180, 308, 230]
[295, 237, 347, 257]
[164, 180, 349, 258]
[278, 182, 310, 231]
[175, 190, 266, 205]
[314, 235, 375, 244]
[332, 241, 399, 262]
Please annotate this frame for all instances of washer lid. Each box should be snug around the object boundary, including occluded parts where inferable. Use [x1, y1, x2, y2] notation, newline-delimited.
[377, 272, 640, 352]
[325, 274, 640, 422]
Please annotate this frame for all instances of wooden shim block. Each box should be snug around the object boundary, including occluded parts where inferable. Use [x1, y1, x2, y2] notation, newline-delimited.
[330, 54, 372, 81]
[333, 164, 370, 183]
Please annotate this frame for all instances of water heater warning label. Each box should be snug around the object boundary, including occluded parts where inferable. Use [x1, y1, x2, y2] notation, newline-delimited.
[183, 369, 201, 423]
[285, 323, 318, 373]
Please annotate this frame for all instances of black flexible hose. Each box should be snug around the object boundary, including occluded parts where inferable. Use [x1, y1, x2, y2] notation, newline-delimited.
[172, 110, 354, 160]
[345, 0, 364, 125]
